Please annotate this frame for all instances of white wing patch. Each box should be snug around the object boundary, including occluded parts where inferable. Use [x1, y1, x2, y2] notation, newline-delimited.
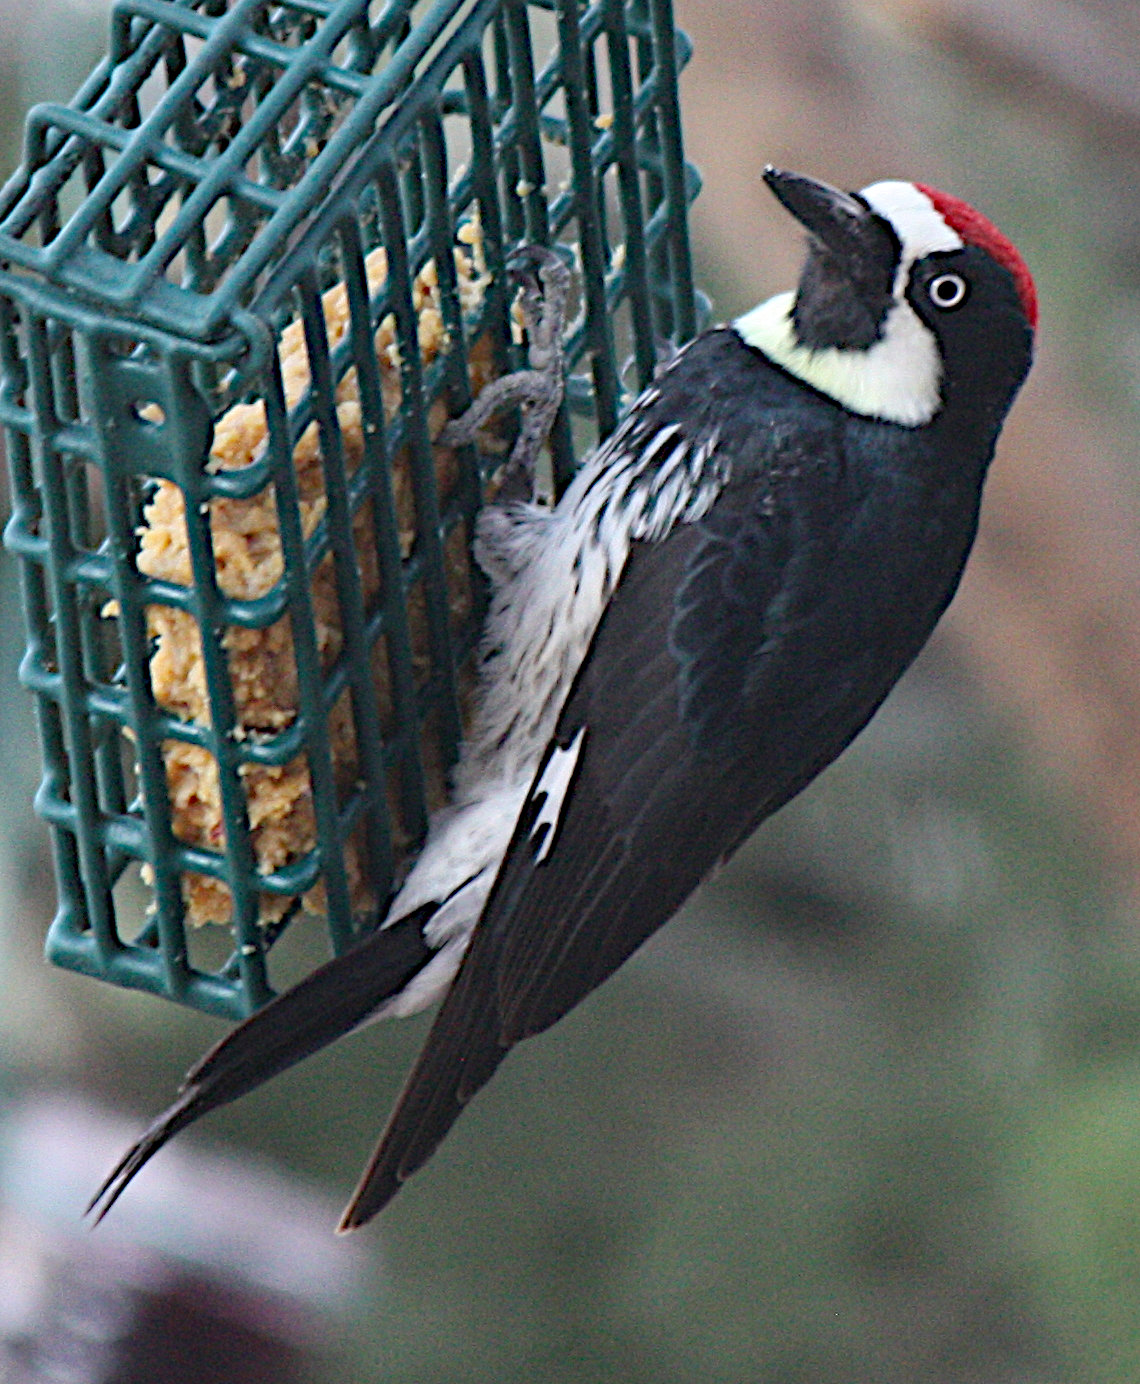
[529, 726, 587, 863]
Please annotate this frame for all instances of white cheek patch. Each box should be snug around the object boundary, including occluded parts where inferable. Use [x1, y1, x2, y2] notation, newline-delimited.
[529, 726, 586, 863]
[735, 291, 944, 427]
[735, 180, 969, 427]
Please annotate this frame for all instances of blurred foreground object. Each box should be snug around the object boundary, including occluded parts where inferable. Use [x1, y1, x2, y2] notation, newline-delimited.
[0, 1095, 368, 1383]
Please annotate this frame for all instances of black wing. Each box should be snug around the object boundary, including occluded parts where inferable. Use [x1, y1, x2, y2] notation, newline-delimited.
[339, 450, 898, 1227]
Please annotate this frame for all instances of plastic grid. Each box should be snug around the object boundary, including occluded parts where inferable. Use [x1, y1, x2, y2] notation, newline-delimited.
[0, 0, 700, 1019]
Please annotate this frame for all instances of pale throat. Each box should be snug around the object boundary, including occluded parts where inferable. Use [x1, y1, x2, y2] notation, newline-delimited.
[734, 290, 943, 428]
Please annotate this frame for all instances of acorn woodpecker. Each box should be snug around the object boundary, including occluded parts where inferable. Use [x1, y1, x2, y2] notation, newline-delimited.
[90, 169, 1037, 1231]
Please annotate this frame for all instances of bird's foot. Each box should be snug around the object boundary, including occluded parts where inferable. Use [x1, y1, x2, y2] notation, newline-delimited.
[440, 245, 571, 503]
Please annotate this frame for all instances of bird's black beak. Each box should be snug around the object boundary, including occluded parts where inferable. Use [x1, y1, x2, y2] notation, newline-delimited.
[763, 168, 881, 264]
[763, 167, 900, 351]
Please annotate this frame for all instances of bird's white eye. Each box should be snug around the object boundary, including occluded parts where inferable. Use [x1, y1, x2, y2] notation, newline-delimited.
[928, 273, 968, 310]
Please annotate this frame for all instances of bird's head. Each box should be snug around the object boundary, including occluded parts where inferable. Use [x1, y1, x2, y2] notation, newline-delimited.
[735, 168, 1036, 429]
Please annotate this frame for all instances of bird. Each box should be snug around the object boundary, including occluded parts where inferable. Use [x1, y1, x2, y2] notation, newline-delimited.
[90, 168, 1037, 1232]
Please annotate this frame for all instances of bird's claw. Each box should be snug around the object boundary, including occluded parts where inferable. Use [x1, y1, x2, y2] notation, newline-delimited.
[440, 244, 571, 502]
[505, 245, 572, 374]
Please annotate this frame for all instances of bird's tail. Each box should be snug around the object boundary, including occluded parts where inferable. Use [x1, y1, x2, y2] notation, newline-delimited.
[87, 906, 435, 1223]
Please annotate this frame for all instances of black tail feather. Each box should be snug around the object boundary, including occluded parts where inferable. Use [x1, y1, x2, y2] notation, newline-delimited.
[335, 930, 510, 1231]
[88, 908, 435, 1224]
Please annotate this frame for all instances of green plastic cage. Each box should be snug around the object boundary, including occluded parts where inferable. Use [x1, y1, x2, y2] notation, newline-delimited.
[0, 0, 700, 1020]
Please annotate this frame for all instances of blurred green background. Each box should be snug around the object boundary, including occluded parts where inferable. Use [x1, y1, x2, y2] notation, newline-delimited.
[2, 0, 1140, 1379]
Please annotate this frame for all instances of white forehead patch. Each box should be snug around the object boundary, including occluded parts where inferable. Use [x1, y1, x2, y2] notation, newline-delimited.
[860, 181, 964, 263]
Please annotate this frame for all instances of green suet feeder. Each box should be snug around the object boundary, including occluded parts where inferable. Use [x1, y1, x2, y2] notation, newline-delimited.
[0, 0, 701, 1020]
